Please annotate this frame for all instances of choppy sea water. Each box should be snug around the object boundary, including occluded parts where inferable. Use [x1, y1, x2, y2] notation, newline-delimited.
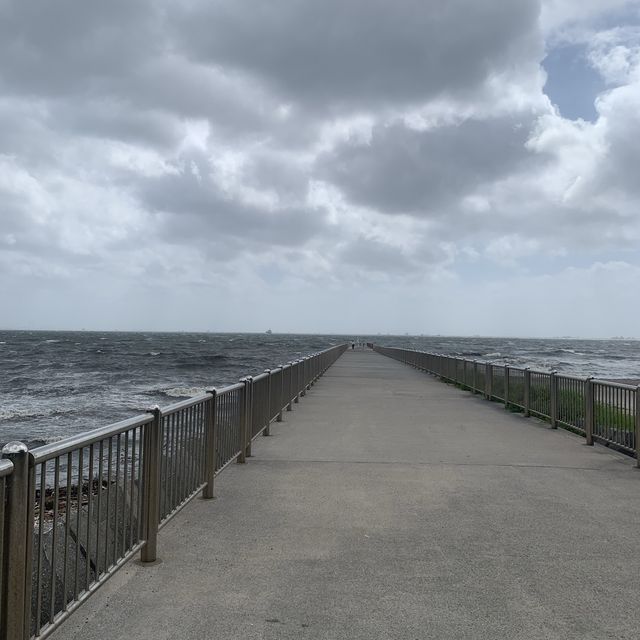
[1, 331, 640, 447]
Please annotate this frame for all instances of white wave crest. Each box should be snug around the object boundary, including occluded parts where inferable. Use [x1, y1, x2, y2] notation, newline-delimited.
[0, 407, 75, 421]
[0, 407, 51, 421]
[164, 386, 207, 399]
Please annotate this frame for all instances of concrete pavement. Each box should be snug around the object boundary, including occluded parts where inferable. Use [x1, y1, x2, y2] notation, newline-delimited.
[51, 350, 640, 639]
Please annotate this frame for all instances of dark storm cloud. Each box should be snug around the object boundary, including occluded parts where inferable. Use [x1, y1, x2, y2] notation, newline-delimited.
[339, 237, 415, 273]
[52, 102, 183, 149]
[0, 1, 160, 97]
[0, 1, 290, 144]
[175, 0, 541, 109]
[138, 159, 327, 249]
[319, 117, 536, 215]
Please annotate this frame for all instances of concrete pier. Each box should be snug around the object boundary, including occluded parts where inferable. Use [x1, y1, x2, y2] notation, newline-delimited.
[51, 350, 640, 639]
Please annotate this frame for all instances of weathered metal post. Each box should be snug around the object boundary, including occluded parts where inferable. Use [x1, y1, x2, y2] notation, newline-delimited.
[203, 390, 217, 498]
[472, 360, 477, 393]
[585, 377, 594, 446]
[294, 361, 300, 403]
[245, 376, 253, 458]
[635, 386, 640, 467]
[264, 370, 271, 436]
[141, 407, 162, 563]
[300, 360, 306, 397]
[286, 362, 293, 411]
[238, 378, 249, 463]
[277, 365, 284, 421]
[524, 368, 531, 417]
[550, 371, 558, 429]
[2, 442, 32, 640]
[485, 363, 492, 400]
[504, 365, 510, 410]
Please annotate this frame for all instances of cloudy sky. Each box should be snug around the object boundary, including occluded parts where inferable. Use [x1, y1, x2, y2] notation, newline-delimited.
[1, 0, 640, 337]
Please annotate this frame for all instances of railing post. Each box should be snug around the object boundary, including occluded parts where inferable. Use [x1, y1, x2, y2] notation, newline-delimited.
[524, 368, 531, 417]
[264, 370, 271, 436]
[550, 371, 558, 429]
[504, 365, 510, 409]
[472, 360, 477, 393]
[300, 360, 306, 397]
[286, 362, 293, 411]
[585, 377, 594, 446]
[245, 377, 253, 457]
[294, 361, 300, 403]
[635, 386, 640, 467]
[141, 407, 162, 563]
[277, 365, 284, 421]
[2, 442, 32, 640]
[485, 363, 492, 400]
[203, 390, 217, 499]
[238, 378, 249, 463]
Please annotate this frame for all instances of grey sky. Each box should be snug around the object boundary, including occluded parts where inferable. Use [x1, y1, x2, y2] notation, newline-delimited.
[1, 0, 640, 337]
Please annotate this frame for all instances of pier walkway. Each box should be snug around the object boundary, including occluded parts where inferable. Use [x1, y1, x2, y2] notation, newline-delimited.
[51, 350, 640, 639]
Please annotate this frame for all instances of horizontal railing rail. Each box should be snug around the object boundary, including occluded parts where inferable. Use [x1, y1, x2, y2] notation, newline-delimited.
[0, 343, 347, 640]
[374, 345, 640, 463]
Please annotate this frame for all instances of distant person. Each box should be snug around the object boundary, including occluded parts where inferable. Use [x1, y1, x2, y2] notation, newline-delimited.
[351, 342, 355, 350]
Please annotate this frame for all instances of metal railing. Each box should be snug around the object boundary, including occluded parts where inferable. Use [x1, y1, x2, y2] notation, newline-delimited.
[374, 346, 640, 463]
[0, 343, 347, 640]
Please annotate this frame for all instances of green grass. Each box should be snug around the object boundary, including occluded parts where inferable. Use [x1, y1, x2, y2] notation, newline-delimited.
[450, 377, 635, 434]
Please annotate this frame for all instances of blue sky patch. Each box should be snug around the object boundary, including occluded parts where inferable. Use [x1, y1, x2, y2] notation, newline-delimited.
[543, 44, 605, 121]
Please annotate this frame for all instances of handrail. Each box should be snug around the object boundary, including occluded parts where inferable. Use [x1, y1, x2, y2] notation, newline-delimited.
[218, 381, 245, 395]
[161, 392, 212, 417]
[374, 345, 640, 463]
[30, 414, 155, 463]
[0, 342, 348, 640]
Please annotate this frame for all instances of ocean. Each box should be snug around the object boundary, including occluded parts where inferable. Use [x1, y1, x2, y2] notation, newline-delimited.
[2, 330, 640, 448]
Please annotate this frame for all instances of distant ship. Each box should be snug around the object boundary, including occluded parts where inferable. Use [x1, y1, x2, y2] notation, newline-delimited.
[265, 329, 272, 335]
